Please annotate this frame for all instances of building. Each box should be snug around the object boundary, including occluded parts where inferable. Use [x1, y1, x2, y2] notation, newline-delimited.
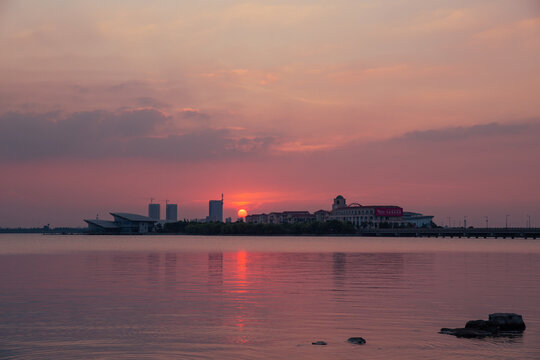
[84, 212, 157, 234]
[245, 195, 434, 229]
[245, 213, 268, 224]
[329, 195, 433, 228]
[329, 202, 403, 228]
[166, 204, 178, 222]
[148, 203, 160, 220]
[282, 211, 315, 224]
[314, 210, 330, 222]
[329, 195, 403, 228]
[208, 194, 224, 222]
[332, 195, 346, 210]
[245, 211, 315, 224]
[401, 212, 434, 228]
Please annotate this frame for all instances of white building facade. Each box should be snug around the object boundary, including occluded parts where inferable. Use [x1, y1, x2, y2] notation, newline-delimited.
[245, 195, 434, 228]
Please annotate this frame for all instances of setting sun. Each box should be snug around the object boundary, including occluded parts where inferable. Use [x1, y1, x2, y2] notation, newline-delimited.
[237, 209, 247, 218]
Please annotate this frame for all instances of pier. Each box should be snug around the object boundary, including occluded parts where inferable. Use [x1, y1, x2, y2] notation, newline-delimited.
[357, 227, 540, 239]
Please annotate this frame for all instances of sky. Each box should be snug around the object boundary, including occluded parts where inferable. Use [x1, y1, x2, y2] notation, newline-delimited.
[1, 0, 539, 227]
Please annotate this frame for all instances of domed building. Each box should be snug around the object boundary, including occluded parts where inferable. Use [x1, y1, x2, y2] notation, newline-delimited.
[329, 195, 433, 228]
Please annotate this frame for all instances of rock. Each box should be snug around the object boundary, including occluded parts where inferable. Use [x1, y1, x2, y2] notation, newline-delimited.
[440, 313, 526, 338]
[489, 313, 526, 332]
[440, 327, 491, 338]
[347, 337, 366, 345]
[465, 320, 499, 333]
[312, 341, 327, 346]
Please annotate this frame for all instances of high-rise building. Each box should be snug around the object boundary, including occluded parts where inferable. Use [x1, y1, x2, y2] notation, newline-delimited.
[208, 194, 224, 222]
[148, 203, 160, 220]
[166, 204, 178, 222]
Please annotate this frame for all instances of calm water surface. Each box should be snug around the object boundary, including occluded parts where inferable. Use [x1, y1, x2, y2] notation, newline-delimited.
[1, 234, 539, 359]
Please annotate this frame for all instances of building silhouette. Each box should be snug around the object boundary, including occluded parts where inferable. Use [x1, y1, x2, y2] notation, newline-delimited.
[85, 212, 157, 234]
[245, 194, 434, 228]
[148, 203, 160, 220]
[166, 204, 178, 222]
[208, 194, 224, 222]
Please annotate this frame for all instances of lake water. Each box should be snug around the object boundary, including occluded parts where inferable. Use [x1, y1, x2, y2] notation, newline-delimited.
[1, 234, 539, 359]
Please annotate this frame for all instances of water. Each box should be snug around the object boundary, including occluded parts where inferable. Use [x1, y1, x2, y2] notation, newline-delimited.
[1, 234, 539, 359]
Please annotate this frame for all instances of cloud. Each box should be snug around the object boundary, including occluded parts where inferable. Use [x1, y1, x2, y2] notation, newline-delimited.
[327, 121, 540, 185]
[274, 120, 540, 189]
[124, 130, 274, 162]
[0, 109, 275, 162]
[408, 8, 476, 34]
[397, 121, 537, 142]
[180, 108, 210, 121]
[221, 3, 325, 27]
[135, 97, 169, 109]
[328, 63, 411, 84]
[472, 17, 540, 48]
[107, 81, 148, 92]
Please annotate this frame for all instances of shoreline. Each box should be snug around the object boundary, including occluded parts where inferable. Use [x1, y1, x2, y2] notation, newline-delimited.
[43, 227, 540, 239]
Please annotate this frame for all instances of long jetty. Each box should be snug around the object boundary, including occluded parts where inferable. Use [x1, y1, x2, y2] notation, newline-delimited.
[357, 227, 539, 239]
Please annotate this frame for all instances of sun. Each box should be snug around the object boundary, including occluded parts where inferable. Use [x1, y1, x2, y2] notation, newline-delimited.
[237, 209, 248, 218]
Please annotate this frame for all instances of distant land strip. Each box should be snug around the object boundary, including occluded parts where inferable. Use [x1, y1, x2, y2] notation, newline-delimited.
[1, 223, 538, 239]
[157, 221, 539, 239]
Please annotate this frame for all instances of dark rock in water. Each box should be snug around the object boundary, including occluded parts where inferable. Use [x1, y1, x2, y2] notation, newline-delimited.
[465, 320, 499, 333]
[312, 341, 327, 346]
[440, 313, 526, 338]
[347, 337, 366, 345]
[440, 327, 492, 338]
[489, 313, 526, 332]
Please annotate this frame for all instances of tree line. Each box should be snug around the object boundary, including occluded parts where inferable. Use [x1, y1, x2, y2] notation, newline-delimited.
[157, 220, 358, 235]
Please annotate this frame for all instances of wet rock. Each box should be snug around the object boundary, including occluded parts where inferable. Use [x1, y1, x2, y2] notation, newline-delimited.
[465, 320, 499, 333]
[489, 313, 526, 332]
[312, 341, 327, 346]
[440, 327, 491, 338]
[440, 313, 526, 338]
[347, 337, 366, 345]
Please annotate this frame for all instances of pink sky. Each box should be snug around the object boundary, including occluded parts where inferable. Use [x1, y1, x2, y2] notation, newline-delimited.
[1, 0, 539, 227]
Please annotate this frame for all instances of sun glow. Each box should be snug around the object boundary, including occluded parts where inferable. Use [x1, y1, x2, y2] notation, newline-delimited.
[237, 209, 248, 218]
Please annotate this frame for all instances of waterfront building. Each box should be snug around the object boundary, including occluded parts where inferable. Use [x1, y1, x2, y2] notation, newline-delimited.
[314, 210, 330, 222]
[84, 212, 157, 234]
[246, 211, 315, 224]
[332, 195, 346, 210]
[328, 195, 434, 228]
[166, 204, 178, 222]
[208, 194, 224, 222]
[246, 213, 268, 224]
[148, 203, 160, 220]
[282, 211, 316, 224]
[401, 212, 434, 228]
[268, 212, 283, 224]
[245, 195, 434, 229]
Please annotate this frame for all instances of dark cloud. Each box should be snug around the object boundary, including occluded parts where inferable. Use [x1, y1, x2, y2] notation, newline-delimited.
[180, 108, 211, 121]
[107, 81, 148, 92]
[72, 85, 90, 94]
[135, 97, 169, 109]
[0, 110, 275, 162]
[397, 121, 538, 142]
[123, 130, 273, 162]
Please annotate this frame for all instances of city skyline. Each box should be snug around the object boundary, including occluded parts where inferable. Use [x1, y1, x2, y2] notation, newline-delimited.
[37, 194, 540, 229]
[1, 1, 539, 227]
